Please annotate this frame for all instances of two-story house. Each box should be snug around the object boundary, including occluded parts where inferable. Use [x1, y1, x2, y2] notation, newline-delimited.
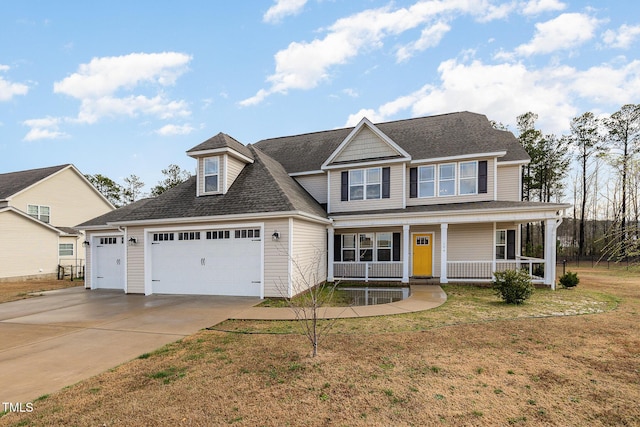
[78, 112, 569, 297]
[0, 164, 114, 281]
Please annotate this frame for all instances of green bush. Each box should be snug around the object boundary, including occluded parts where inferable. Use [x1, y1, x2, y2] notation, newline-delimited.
[559, 271, 579, 288]
[492, 269, 534, 305]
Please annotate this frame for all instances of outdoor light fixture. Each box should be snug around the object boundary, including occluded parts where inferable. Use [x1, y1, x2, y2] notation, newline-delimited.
[272, 231, 280, 241]
[128, 237, 137, 246]
[82, 240, 90, 247]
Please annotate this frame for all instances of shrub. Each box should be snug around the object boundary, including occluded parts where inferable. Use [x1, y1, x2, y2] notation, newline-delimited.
[559, 271, 579, 288]
[492, 269, 534, 304]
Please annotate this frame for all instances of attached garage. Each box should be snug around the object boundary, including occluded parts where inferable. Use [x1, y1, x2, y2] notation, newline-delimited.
[149, 227, 262, 296]
[92, 235, 125, 290]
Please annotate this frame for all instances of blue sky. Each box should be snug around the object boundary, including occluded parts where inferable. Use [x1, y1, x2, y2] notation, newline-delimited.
[1, 0, 639, 192]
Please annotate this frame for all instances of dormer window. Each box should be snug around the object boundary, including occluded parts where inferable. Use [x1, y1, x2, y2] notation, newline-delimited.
[204, 157, 219, 193]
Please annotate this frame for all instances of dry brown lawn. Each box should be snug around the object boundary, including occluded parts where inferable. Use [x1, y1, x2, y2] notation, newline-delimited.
[1, 266, 639, 426]
[0, 279, 81, 304]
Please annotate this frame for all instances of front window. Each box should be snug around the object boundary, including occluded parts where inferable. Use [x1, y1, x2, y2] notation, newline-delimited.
[27, 205, 50, 223]
[59, 243, 73, 256]
[418, 165, 435, 198]
[342, 234, 356, 261]
[376, 232, 392, 261]
[359, 233, 374, 261]
[438, 164, 456, 196]
[349, 168, 381, 200]
[204, 157, 219, 193]
[495, 230, 506, 260]
[338, 232, 395, 262]
[459, 161, 478, 195]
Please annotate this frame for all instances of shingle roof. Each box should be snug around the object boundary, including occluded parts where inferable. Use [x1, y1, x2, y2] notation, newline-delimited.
[254, 112, 529, 174]
[79, 146, 326, 226]
[187, 132, 254, 160]
[77, 198, 154, 227]
[0, 164, 70, 200]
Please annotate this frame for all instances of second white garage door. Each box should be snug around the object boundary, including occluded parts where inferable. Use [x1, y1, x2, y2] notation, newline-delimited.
[150, 228, 262, 296]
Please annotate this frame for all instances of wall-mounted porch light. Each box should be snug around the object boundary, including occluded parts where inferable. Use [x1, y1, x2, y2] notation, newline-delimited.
[82, 240, 90, 247]
[272, 231, 280, 241]
[128, 237, 138, 246]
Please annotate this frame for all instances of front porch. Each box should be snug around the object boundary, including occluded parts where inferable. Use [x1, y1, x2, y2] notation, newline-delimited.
[332, 256, 546, 284]
[328, 217, 561, 289]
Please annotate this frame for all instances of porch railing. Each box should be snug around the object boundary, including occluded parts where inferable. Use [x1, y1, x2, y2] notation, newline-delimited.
[447, 256, 545, 282]
[334, 262, 403, 281]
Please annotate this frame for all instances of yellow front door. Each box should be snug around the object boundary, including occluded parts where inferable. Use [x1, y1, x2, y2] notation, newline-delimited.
[413, 233, 433, 276]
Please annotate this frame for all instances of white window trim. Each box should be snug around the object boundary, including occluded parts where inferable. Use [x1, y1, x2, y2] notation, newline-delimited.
[495, 229, 507, 260]
[59, 243, 74, 256]
[27, 204, 51, 223]
[203, 157, 220, 194]
[349, 167, 382, 201]
[339, 232, 395, 263]
[458, 160, 478, 196]
[438, 163, 457, 197]
[417, 165, 436, 198]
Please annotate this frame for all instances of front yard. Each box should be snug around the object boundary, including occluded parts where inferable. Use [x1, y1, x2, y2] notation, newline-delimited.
[1, 266, 638, 426]
[0, 279, 80, 304]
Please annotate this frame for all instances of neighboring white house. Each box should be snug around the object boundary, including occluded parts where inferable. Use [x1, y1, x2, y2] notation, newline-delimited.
[0, 164, 114, 281]
[79, 112, 570, 297]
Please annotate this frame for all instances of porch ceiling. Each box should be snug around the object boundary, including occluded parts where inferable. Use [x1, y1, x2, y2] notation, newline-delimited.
[330, 200, 570, 227]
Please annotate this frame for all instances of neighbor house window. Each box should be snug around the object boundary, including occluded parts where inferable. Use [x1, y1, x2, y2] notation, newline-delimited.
[495, 230, 506, 260]
[418, 165, 435, 198]
[204, 157, 219, 193]
[438, 164, 456, 196]
[459, 161, 478, 195]
[27, 205, 50, 223]
[349, 168, 381, 200]
[59, 243, 73, 256]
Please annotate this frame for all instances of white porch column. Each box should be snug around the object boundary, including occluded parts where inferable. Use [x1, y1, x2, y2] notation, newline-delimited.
[327, 226, 335, 282]
[440, 223, 448, 284]
[544, 218, 557, 289]
[402, 224, 410, 283]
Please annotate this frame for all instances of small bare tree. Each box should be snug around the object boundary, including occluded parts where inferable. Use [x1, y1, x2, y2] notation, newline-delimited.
[277, 251, 346, 357]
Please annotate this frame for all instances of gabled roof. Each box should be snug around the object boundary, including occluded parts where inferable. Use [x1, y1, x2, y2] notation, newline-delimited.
[254, 112, 529, 174]
[80, 146, 327, 227]
[0, 164, 70, 200]
[322, 117, 411, 168]
[77, 198, 154, 228]
[186, 132, 254, 161]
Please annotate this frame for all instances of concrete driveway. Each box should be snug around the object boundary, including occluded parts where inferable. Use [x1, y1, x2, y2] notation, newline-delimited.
[0, 287, 259, 403]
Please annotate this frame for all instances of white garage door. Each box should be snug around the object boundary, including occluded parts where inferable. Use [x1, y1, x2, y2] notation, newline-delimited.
[93, 236, 124, 290]
[150, 228, 262, 296]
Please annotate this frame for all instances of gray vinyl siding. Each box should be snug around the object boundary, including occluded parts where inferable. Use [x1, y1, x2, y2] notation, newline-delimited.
[126, 226, 146, 294]
[447, 223, 493, 261]
[406, 158, 496, 206]
[294, 174, 327, 204]
[329, 164, 404, 213]
[262, 218, 291, 298]
[226, 155, 246, 192]
[291, 219, 327, 296]
[332, 126, 399, 163]
[497, 164, 521, 201]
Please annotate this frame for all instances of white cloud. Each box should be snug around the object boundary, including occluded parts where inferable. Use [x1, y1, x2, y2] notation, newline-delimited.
[513, 13, 602, 56]
[263, 0, 307, 24]
[520, 0, 566, 16]
[155, 123, 195, 136]
[241, 0, 517, 106]
[345, 58, 640, 135]
[602, 24, 640, 49]
[74, 95, 190, 124]
[396, 21, 451, 62]
[22, 117, 68, 141]
[54, 52, 191, 99]
[342, 88, 359, 98]
[0, 65, 29, 101]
